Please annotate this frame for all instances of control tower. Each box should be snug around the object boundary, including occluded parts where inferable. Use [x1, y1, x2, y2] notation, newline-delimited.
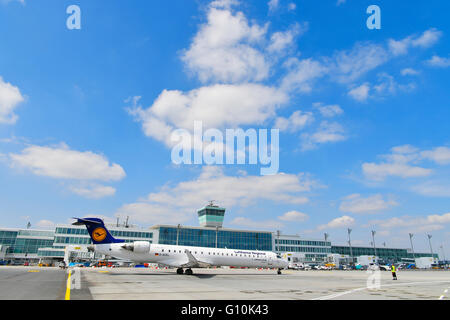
[197, 201, 226, 228]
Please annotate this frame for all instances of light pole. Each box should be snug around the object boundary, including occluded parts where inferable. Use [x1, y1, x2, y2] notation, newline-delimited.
[371, 230, 377, 257]
[409, 233, 415, 261]
[348, 228, 353, 265]
[427, 234, 434, 257]
[440, 244, 446, 264]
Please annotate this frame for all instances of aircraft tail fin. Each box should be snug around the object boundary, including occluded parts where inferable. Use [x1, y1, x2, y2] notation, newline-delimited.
[72, 217, 125, 244]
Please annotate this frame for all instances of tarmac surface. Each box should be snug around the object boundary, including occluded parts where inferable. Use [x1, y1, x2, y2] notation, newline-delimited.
[1, 266, 449, 300]
[0, 266, 67, 300]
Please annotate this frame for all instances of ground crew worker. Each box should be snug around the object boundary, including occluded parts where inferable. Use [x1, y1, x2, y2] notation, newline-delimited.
[391, 264, 397, 280]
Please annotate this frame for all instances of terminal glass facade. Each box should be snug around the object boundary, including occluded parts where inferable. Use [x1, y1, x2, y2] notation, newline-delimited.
[332, 246, 439, 260]
[53, 227, 153, 246]
[158, 227, 273, 251]
[0, 230, 18, 254]
[13, 238, 54, 254]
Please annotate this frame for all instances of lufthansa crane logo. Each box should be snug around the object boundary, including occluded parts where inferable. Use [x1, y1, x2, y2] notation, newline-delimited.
[92, 227, 107, 242]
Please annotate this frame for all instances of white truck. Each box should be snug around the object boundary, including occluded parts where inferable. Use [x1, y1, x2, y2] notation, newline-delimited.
[415, 257, 438, 269]
[356, 255, 379, 267]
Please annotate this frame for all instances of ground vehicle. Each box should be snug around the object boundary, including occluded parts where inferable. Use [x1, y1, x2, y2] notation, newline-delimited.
[288, 263, 304, 270]
[318, 265, 331, 270]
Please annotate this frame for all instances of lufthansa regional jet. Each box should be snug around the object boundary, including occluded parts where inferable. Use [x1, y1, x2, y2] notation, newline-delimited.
[73, 217, 288, 275]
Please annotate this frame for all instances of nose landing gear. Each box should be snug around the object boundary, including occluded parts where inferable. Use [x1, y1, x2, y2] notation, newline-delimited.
[277, 268, 282, 275]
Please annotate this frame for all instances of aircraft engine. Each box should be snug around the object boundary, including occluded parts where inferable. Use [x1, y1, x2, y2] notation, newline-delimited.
[132, 241, 151, 254]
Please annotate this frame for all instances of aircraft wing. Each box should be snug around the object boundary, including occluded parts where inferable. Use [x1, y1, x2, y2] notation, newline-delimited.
[180, 249, 213, 268]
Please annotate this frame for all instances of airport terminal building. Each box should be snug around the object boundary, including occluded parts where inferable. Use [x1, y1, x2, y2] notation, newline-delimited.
[0, 203, 438, 265]
[331, 245, 438, 262]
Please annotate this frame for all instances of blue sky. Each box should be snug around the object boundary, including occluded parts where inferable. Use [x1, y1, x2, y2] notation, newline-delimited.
[0, 0, 449, 257]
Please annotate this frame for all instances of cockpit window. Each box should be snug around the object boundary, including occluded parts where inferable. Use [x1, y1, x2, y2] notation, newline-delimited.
[276, 254, 282, 259]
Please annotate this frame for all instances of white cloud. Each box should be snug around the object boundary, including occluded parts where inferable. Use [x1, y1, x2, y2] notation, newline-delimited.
[36, 220, 56, 229]
[10, 143, 125, 181]
[421, 147, 450, 165]
[361, 145, 445, 181]
[181, 3, 269, 83]
[348, 83, 370, 102]
[373, 73, 416, 96]
[388, 28, 442, 56]
[9, 143, 125, 199]
[313, 102, 343, 118]
[318, 215, 355, 230]
[336, 0, 346, 6]
[115, 167, 317, 224]
[210, 0, 239, 9]
[278, 210, 309, 222]
[268, 23, 307, 53]
[301, 121, 347, 151]
[129, 84, 288, 147]
[426, 55, 450, 68]
[364, 163, 432, 181]
[339, 194, 398, 214]
[274, 110, 314, 132]
[347, 74, 415, 102]
[370, 212, 450, 231]
[331, 43, 389, 84]
[0, 76, 24, 124]
[412, 28, 443, 48]
[281, 58, 328, 93]
[401, 68, 420, 76]
[268, 0, 279, 12]
[411, 181, 450, 198]
[69, 184, 116, 199]
[362, 160, 432, 182]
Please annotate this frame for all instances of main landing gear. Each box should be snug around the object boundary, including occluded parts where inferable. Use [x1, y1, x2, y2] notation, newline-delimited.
[277, 268, 282, 275]
[176, 268, 194, 275]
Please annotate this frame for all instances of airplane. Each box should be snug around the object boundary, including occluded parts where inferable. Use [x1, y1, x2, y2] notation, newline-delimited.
[73, 217, 288, 275]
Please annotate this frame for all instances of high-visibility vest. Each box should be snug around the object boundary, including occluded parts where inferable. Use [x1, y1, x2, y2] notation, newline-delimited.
[391, 265, 396, 272]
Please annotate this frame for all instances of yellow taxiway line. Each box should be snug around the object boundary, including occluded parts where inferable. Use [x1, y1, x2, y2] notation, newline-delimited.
[65, 269, 72, 301]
